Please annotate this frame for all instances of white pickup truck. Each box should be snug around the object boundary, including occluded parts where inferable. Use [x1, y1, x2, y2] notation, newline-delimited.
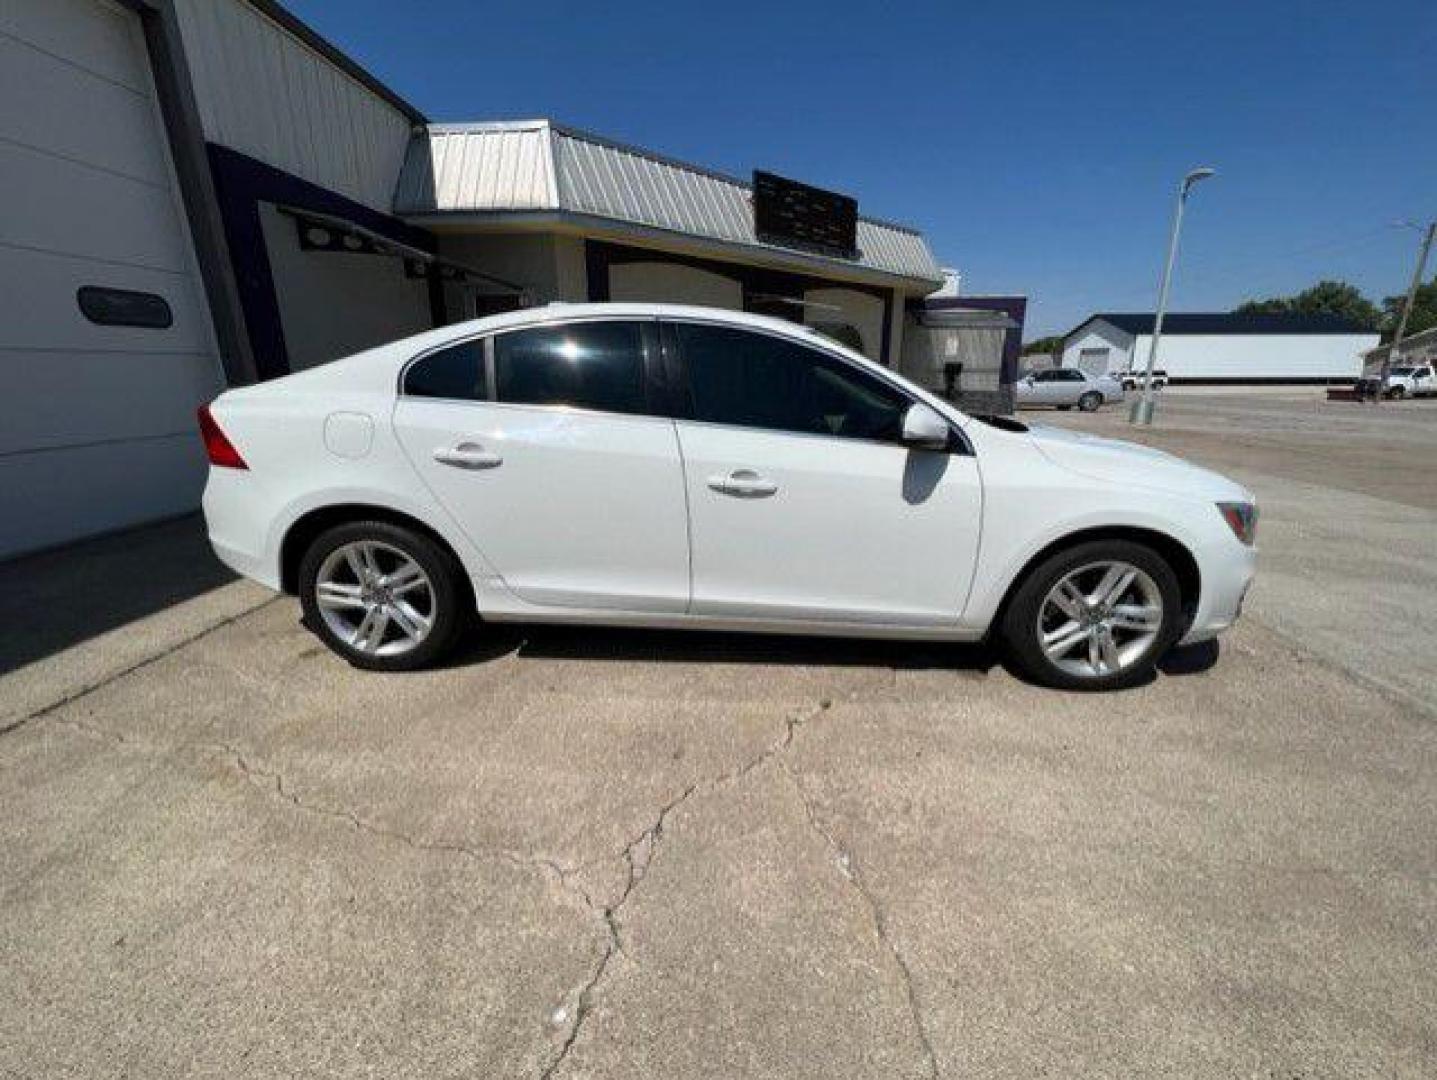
[1384, 362, 1437, 398]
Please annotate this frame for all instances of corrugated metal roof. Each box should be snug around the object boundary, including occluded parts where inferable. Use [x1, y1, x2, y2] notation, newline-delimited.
[393, 120, 942, 287]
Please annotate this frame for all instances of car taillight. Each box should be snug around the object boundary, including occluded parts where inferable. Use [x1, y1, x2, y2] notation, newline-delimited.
[197, 404, 247, 469]
[1217, 501, 1257, 546]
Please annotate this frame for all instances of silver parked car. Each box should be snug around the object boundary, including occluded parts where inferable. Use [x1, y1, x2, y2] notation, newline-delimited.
[1017, 368, 1125, 411]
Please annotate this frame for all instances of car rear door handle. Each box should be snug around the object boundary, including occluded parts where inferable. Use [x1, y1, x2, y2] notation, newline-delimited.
[707, 469, 778, 497]
[433, 442, 503, 470]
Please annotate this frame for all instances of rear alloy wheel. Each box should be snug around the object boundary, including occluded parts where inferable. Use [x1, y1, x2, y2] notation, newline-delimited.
[1387, 385, 1406, 400]
[999, 539, 1183, 690]
[299, 521, 468, 671]
[1078, 391, 1103, 412]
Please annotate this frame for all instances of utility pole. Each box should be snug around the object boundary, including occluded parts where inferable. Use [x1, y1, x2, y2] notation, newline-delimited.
[1379, 220, 1436, 394]
[1130, 167, 1216, 425]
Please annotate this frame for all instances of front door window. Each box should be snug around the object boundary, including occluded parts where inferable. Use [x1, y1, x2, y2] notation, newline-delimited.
[675, 322, 907, 443]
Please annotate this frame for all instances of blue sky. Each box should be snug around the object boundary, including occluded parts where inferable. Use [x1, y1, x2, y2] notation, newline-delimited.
[288, 0, 1435, 337]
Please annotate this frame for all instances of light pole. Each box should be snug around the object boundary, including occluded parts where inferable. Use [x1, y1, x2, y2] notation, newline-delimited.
[1130, 166, 1216, 425]
[1378, 219, 1436, 396]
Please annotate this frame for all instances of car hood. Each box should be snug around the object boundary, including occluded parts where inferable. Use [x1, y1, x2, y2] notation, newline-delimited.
[1025, 423, 1252, 502]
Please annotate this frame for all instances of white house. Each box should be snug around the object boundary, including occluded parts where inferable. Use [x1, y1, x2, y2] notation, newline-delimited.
[1060, 313, 1377, 384]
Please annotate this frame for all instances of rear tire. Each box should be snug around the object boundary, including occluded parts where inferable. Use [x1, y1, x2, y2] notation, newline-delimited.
[298, 520, 469, 671]
[1387, 385, 1406, 400]
[998, 539, 1184, 691]
[1078, 391, 1103, 412]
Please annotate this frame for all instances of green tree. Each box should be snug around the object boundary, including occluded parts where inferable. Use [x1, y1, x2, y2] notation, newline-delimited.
[1234, 280, 1381, 330]
[1381, 276, 1437, 343]
[1022, 335, 1064, 356]
[1233, 297, 1290, 315]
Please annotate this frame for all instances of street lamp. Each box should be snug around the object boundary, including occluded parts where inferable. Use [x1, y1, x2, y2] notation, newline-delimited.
[1130, 166, 1217, 425]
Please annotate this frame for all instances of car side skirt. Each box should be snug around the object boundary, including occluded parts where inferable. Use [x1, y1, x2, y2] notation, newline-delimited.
[479, 606, 985, 642]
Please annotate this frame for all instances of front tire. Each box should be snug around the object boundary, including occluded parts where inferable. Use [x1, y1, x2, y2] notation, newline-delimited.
[298, 520, 469, 671]
[1078, 391, 1103, 412]
[998, 539, 1184, 690]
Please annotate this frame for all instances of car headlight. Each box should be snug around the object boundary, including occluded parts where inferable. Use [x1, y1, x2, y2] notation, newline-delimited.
[1217, 501, 1258, 545]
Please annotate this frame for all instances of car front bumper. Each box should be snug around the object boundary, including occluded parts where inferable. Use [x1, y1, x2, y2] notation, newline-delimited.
[1178, 541, 1257, 645]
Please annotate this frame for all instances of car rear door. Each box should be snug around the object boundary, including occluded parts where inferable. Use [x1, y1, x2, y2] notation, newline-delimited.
[665, 319, 981, 626]
[391, 318, 690, 612]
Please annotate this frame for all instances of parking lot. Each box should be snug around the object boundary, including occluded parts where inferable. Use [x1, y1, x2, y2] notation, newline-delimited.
[3, 391, 1435, 1078]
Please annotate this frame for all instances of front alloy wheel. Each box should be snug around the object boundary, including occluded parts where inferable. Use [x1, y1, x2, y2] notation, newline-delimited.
[999, 539, 1183, 690]
[1037, 561, 1163, 679]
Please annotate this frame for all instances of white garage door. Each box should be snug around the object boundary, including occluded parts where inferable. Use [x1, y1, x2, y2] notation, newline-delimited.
[0, 0, 222, 559]
[1077, 347, 1111, 377]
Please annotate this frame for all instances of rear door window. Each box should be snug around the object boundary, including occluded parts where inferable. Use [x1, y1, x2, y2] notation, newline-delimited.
[494, 321, 648, 415]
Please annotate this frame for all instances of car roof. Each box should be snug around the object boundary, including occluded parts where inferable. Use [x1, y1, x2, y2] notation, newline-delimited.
[449, 302, 830, 343]
[386, 302, 847, 370]
[238, 303, 874, 398]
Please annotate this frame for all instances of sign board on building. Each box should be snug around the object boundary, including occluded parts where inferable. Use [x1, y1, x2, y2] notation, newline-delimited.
[752, 170, 858, 259]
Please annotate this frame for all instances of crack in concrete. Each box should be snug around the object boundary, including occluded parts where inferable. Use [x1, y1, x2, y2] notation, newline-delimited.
[782, 761, 941, 1080]
[0, 596, 281, 739]
[35, 710, 595, 919]
[539, 780, 695, 1079]
[42, 690, 842, 1080]
[225, 750, 595, 903]
[539, 693, 838, 1077]
[29, 656, 864, 1080]
[213, 746, 638, 1080]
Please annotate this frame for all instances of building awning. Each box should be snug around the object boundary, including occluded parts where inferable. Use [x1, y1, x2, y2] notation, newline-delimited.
[277, 206, 530, 297]
[392, 120, 944, 291]
[914, 307, 1019, 330]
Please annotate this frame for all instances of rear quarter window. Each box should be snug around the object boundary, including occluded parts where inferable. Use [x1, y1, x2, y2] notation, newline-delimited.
[403, 339, 484, 400]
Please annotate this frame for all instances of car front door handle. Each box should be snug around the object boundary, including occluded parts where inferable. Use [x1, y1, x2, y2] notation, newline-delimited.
[708, 469, 778, 498]
[433, 442, 503, 470]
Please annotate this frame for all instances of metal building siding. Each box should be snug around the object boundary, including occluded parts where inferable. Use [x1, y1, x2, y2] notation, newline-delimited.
[1129, 334, 1374, 381]
[395, 121, 942, 284]
[0, 0, 222, 557]
[394, 125, 558, 213]
[171, 0, 414, 212]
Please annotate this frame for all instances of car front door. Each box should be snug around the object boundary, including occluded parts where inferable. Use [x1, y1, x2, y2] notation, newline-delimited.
[392, 318, 690, 612]
[1027, 370, 1064, 405]
[666, 320, 982, 627]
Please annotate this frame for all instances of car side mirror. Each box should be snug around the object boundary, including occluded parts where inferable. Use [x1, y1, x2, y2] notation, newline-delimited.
[901, 403, 950, 450]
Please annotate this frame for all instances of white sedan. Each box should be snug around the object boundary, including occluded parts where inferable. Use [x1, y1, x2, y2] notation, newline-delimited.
[1016, 368, 1126, 410]
[199, 304, 1256, 690]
